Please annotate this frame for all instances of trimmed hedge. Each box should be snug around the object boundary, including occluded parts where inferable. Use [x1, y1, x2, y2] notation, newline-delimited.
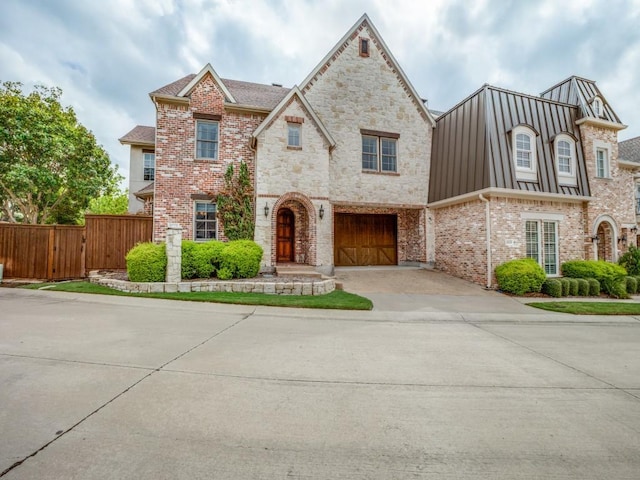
[495, 258, 546, 295]
[588, 278, 600, 296]
[541, 278, 562, 298]
[577, 278, 590, 296]
[561, 260, 628, 298]
[193, 240, 226, 278]
[181, 240, 199, 280]
[568, 278, 579, 296]
[560, 278, 570, 297]
[125, 242, 167, 282]
[625, 276, 638, 295]
[219, 240, 263, 279]
[618, 246, 640, 276]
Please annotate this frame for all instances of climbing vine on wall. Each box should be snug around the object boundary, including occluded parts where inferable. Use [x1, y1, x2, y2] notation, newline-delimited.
[215, 161, 254, 240]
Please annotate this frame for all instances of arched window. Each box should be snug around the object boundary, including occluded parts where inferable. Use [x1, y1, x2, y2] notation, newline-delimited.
[555, 134, 577, 185]
[512, 126, 537, 181]
[592, 97, 603, 117]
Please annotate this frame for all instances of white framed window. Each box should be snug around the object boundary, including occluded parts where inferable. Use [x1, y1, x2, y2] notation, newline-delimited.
[596, 147, 609, 178]
[287, 123, 301, 148]
[194, 201, 217, 241]
[555, 134, 576, 185]
[525, 220, 559, 276]
[592, 97, 603, 117]
[512, 126, 537, 181]
[143, 151, 155, 181]
[196, 120, 219, 160]
[361, 132, 398, 173]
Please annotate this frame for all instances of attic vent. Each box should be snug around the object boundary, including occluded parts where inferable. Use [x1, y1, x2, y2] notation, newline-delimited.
[359, 37, 370, 57]
[271, 83, 283, 87]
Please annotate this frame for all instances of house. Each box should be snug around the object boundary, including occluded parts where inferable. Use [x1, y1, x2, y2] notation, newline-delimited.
[618, 136, 640, 228]
[121, 13, 638, 286]
[122, 14, 434, 276]
[430, 78, 638, 286]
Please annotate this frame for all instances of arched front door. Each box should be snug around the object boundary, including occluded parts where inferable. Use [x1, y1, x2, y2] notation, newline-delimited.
[277, 208, 295, 262]
[596, 221, 614, 262]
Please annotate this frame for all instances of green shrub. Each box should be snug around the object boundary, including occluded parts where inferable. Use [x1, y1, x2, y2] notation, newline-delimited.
[588, 278, 600, 296]
[192, 240, 226, 278]
[126, 242, 167, 282]
[577, 278, 590, 296]
[219, 240, 263, 279]
[625, 276, 638, 295]
[181, 240, 198, 280]
[568, 278, 579, 296]
[561, 260, 627, 297]
[494, 258, 546, 295]
[541, 279, 562, 298]
[216, 266, 233, 280]
[560, 278, 570, 297]
[635, 276, 640, 292]
[618, 246, 640, 275]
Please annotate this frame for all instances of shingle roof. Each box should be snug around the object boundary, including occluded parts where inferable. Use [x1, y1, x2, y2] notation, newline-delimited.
[619, 136, 640, 163]
[150, 74, 290, 110]
[118, 125, 155, 145]
[134, 182, 154, 198]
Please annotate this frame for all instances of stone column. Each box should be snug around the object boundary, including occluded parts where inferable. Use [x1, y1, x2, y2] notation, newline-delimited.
[166, 223, 182, 283]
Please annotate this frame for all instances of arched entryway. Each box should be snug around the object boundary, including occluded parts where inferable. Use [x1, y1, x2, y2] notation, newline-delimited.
[594, 217, 617, 262]
[276, 208, 295, 262]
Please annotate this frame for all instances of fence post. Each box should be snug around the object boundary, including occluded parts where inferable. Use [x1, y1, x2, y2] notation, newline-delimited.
[166, 223, 182, 283]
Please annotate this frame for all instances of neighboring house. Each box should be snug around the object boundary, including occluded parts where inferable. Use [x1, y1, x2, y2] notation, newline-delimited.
[618, 136, 640, 226]
[120, 13, 639, 286]
[119, 125, 156, 213]
[430, 77, 639, 286]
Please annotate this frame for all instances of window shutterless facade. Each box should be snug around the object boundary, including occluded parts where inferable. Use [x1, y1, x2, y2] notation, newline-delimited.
[596, 148, 609, 178]
[287, 123, 301, 147]
[361, 134, 398, 173]
[555, 134, 576, 186]
[196, 121, 219, 159]
[525, 220, 559, 275]
[194, 201, 217, 241]
[512, 126, 537, 181]
[143, 152, 155, 181]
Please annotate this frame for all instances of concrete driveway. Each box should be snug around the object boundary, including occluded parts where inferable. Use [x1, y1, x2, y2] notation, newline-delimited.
[1, 287, 640, 479]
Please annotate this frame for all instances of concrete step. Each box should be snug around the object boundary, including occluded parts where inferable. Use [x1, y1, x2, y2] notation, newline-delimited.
[275, 265, 324, 279]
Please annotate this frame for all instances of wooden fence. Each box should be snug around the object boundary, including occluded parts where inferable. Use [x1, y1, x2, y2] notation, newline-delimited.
[0, 215, 152, 280]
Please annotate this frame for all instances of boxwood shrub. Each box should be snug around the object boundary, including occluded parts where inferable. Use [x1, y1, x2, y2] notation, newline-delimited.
[625, 276, 638, 295]
[568, 278, 579, 296]
[219, 240, 264, 279]
[541, 278, 562, 298]
[561, 260, 628, 297]
[495, 258, 546, 295]
[181, 240, 199, 280]
[559, 278, 571, 297]
[588, 278, 600, 296]
[192, 240, 226, 278]
[125, 242, 167, 282]
[577, 278, 590, 296]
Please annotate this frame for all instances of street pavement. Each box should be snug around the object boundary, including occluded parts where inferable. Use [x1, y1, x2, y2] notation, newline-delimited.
[1, 283, 640, 479]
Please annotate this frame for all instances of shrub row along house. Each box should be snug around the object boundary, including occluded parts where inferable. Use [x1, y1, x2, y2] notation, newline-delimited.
[120, 14, 639, 287]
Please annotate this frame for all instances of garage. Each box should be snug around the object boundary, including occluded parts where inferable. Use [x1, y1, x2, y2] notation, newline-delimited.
[334, 213, 397, 266]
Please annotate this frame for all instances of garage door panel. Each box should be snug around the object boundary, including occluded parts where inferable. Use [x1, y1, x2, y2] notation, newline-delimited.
[334, 214, 397, 266]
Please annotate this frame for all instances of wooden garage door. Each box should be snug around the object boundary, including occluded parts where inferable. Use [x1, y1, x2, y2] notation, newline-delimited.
[334, 214, 397, 266]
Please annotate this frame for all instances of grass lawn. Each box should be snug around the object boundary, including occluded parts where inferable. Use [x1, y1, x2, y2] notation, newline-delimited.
[527, 301, 640, 315]
[21, 281, 373, 310]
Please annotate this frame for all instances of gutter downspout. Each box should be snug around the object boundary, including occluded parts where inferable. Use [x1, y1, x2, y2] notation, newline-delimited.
[479, 194, 491, 289]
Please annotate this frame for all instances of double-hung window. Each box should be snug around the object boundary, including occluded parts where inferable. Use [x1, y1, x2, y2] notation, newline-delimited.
[526, 220, 559, 275]
[512, 126, 537, 181]
[555, 134, 576, 185]
[361, 130, 399, 173]
[288, 123, 301, 148]
[194, 201, 217, 241]
[196, 121, 219, 160]
[143, 151, 155, 181]
[596, 148, 609, 178]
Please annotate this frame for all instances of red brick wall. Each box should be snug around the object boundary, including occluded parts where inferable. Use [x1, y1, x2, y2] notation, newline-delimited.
[153, 73, 265, 241]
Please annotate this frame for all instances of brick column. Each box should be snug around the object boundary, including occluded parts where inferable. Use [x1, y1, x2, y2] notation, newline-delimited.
[166, 223, 182, 283]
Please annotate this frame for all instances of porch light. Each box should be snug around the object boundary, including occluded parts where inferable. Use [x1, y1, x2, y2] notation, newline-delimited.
[618, 234, 627, 246]
[264, 202, 269, 218]
[632, 226, 638, 234]
[591, 235, 599, 243]
[319, 204, 324, 219]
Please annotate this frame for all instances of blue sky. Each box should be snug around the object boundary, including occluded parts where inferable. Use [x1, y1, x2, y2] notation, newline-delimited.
[1, 0, 639, 186]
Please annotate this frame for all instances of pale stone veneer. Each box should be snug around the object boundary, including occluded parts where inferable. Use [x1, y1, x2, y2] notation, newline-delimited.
[127, 145, 153, 213]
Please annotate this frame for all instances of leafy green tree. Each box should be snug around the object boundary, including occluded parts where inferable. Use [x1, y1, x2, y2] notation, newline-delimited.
[215, 161, 254, 240]
[86, 189, 129, 215]
[0, 81, 121, 224]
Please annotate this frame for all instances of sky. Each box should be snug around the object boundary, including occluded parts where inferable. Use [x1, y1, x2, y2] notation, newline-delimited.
[1, 0, 640, 188]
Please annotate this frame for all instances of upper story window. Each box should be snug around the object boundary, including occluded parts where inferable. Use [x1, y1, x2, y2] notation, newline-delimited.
[361, 129, 399, 173]
[196, 120, 219, 160]
[194, 201, 217, 241]
[359, 37, 370, 57]
[596, 147, 610, 178]
[287, 123, 301, 148]
[555, 134, 576, 185]
[592, 97, 603, 117]
[512, 126, 537, 181]
[143, 151, 155, 181]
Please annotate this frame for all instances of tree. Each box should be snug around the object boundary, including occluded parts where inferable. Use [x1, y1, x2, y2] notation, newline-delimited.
[214, 161, 254, 240]
[0, 81, 121, 224]
[86, 189, 129, 215]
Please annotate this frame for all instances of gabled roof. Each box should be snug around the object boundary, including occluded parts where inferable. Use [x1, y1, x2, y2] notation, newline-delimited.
[252, 86, 336, 148]
[119, 125, 155, 146]
[176, 63, 236, 102]
[540, 76, 624, 126]
[134, 182, 154, 199]
[149, 69, 290, 111]
[298, 13, 435, 127]
[619, 136, 640, 163]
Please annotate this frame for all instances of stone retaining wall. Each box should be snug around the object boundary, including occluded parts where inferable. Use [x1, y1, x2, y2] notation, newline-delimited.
[89, 272, 335, 296]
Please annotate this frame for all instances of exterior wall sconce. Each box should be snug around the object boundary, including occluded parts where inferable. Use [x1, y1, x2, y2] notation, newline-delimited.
[618, 234, 627, 246]
[264, 202, 269, 218]
[632, 226, 638, 234]
[319, 204, 324, 219]
[591, 235, 599, 244]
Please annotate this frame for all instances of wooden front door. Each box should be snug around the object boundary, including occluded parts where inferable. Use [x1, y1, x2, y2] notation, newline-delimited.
[334, 214, 397, 266]
[277, 208, 295, 262]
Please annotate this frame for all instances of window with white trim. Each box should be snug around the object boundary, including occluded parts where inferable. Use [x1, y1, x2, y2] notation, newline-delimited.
[287, 123, 301, 147]
[194, 201, 217, 241]
[512, 126, 537, 181]
[555, 134, 576, 185]
[596, 147, 609, 178]
[143, 152, 155, 181]
[196, 121, 219, 159]
[361, 134, 398, 173]
[526, 220, 559, 275]
[592, 97, 603, 117]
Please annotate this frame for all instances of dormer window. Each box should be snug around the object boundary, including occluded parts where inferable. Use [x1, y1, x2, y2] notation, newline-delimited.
[359, 37, 370, 57]
[592, 97, 603, 117]
[555, 134, 577, 186]
[512, 125, 537, 181]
